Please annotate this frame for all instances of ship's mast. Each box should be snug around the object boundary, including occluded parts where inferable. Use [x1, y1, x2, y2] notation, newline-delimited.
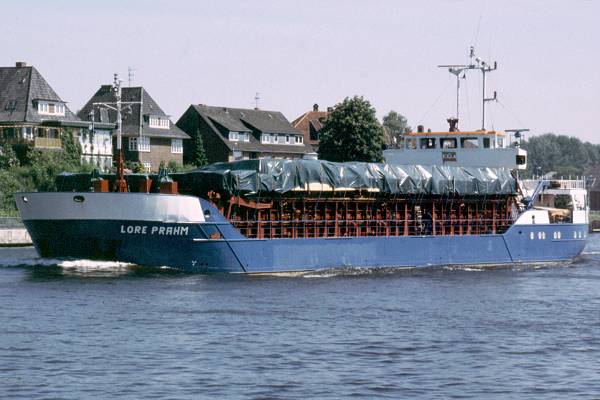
[439, 46, 497, 130]
[90, 73, 142, 192]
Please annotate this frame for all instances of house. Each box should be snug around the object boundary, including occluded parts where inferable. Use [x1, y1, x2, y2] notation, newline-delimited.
[177, 105, 311, 164]
[78, 85, 189, 172]
[291, 103, 329, 151]
[0, 62, 86, 155]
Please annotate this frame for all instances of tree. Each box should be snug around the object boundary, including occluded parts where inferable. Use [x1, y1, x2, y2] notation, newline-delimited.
[521, 133, 600, 177]
[0, 144, 19, 170]
[382, 111, 411, 146]
[191, 130, 208, 167]
[318, 96, 385, 162]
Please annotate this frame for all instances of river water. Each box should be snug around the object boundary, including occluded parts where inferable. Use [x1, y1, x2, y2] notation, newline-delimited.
[1, 235, 600, 399]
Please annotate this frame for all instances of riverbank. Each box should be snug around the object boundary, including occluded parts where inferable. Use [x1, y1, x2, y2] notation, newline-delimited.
[0, 228, 32, 246]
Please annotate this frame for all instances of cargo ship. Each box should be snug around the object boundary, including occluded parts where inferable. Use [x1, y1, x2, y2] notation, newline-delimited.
[15, 155, 588, 273]
[14, 49, 589, 273]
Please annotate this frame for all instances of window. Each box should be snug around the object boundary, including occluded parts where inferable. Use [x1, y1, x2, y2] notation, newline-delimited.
[21, 127, 33, 140]
[139, 136, 150, 152]
[285, 135, 290, 144]
[440, 138, 457, 149]
[229, 131, 239, 141]
[406, 138, 417, 149]
[129, 137, 138, 151]
[129, 136, 150, 152]
[295, 135, 303, 144]
[420, 138, 436, 149]
[497, 138, 504, 148]
[460, 137, 479, 148]
[142, 162, 151, 172]
[149, 117, 170, 129]
[261, 134, 269, 144]
[37, 101, 65, 116]
[278, 135, 286, 144]
[483, 138, 491, 148]
[233, 150, 243, 161]
[171, 139, 183, 154]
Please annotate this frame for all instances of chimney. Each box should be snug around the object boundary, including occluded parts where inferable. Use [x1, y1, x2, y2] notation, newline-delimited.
[15, 62, 27, 68]
[313, 103, 319, 112]
[417, 125, 424, 133]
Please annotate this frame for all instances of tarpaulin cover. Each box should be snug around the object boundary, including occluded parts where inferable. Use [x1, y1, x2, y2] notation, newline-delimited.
[178, 159, 517, 197]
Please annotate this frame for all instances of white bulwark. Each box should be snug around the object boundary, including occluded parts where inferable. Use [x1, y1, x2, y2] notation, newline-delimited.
[15, 192, 205, 223]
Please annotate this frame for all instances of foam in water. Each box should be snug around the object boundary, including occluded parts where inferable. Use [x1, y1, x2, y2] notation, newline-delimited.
[0, 256, 137, 277]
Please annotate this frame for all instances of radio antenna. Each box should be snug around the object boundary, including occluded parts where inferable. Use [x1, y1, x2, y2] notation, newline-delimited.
[439, 46, 498, 130]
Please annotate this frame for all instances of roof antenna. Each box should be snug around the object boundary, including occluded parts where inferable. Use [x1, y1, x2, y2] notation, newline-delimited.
[127, 66, 136, 87]
[438, 46, 497, 131]
[254, 92, 260, 110]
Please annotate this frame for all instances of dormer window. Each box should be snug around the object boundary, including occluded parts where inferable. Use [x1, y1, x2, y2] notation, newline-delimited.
[229, 131, 249, 142]
[294, 135, 303, 144]
[37, 101, 65, 116]
[149, 116, 170, 129]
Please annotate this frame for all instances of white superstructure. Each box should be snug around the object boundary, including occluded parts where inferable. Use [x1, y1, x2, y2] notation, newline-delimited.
[384, 129, 527, 169]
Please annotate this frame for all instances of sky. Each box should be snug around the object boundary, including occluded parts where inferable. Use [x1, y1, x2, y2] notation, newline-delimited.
[2, 0, 599, 143]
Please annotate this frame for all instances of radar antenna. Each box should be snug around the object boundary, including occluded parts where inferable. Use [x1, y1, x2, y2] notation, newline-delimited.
[439, 46, 498, 130]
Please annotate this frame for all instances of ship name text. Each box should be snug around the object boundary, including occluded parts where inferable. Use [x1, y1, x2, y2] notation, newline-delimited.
[120, 225, 189, 236]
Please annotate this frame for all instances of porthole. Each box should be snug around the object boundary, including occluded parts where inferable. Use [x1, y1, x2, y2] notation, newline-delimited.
[203, 209, 211, 218]
[573, 231, 577, 239]
[73, 195, 85, 203]
[530, 232, 535, 240]
[21, 196, 28, 203]
[557, 231, 561, 239]
[538, 232, 543, 240]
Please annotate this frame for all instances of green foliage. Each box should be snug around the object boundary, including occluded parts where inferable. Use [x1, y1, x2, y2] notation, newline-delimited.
[382, 111, 410, 146]
[0, 169, 32, 216]
[61, 128, 82, 166]
[318, 96, 385, 162]
[522, 133, 600, 177]
[191, 130, 208, 167]
[0, 129, 87, 215]
[0, 144, 19, 169]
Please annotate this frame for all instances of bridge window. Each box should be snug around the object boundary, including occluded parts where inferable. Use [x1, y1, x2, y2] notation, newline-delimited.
[440, 138, 457, 149]
[483, 138, 491, 148]
[420, 138, 436, 149]
[406, 139, 417, 149]
[460, 137, 479, 148]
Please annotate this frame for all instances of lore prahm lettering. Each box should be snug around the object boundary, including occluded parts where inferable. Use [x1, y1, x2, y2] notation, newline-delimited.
[120, 225, 189, 236]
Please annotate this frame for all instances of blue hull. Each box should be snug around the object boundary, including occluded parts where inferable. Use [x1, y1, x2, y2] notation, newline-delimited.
[23, 219, 588, 273]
